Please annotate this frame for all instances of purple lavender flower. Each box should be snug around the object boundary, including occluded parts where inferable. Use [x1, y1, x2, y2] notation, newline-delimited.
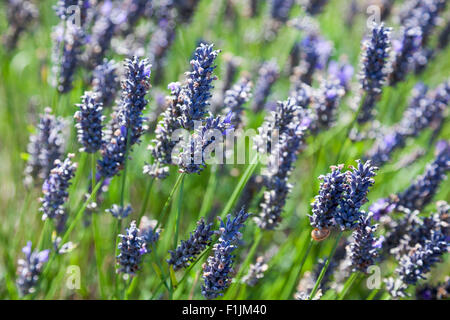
[369, 197, 395, 220]
[201, 208, 250, 299]
[118, 56, 151, 146]
[270, 0, 294, 23]
[348, 212, 381, 273]
[395, 141, 449, 212]
[303, 0, 329, 15]
[178, 43, 220, 130]
[97, 126, 127, 179]
[416, 277, 450, 300]
[39, 154, 77, 221]
[327, 60, 354, 91]
[365, 130, 406, 167]
[358, 23, 391, 124]
[335, 160, 378, 231]
[16, 241, 50, 296]
[24, 108, 66, 185]
[92, 59, 120, 108]
[3, 0, 39, 51]
[251, 60, 280, 112]
[177, 114, 232, 175]
[309, 164, 347, 230]
[74, 91, 104, 153]
[168, 217, 214, 270]
[116, 220, 147, 278]
[311, 78, 345, 132]
[223, 77, 253, 128]
[106, 204, 133, 219]
[295, 33, 333, 86]
[148, 19, 176, 85]
[437, 21, 450, 50]
[389, 26, 422, 86]
[85, 15, 116, 68]
[242, 256, 268, 286]
[256, 123, 307, 230]
[387, 230, 448, 298]
[138, 216, 160, 253]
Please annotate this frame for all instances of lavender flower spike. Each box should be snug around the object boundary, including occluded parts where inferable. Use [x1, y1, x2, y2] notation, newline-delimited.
[39, 154, 77, 220]
[201, 208, 250, 299]
[179, 43, 220, 130]
[167, 217, 214, 271]
[251, 60, 280, 112]
[3, 0, 39, 51]
[97, 126, 127, 179]
[311, 78, 345, 132]
[16, 241, 50, 296]
[335, 160, 378, 231]
[106, 204, 133, 219]
[24, 107, 66, 185]
[395, 140, 449, 212]
[223, 77, 253, 128]
[358, 23, 391, 124]
[139, 216, 160, 253]
[348, 212, 381, 273]
[242, 256, 268, 286]
[92, 59, 120, 108]
[309, 164, 347, 230]
[116, 220, 147, 279]
[118, 56, 151, 146]
[74, 91, 104, 153]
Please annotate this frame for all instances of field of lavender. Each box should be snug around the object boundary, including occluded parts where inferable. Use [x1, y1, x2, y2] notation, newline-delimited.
[0, 0, 449, 301]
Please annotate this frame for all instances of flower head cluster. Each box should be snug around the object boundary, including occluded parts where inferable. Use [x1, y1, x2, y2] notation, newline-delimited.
[116, 220, 147, 278]
[85, 11, 117, 68]
[335, 160, 378, 230]
[310, 160, 378, 232]
[92, 59, 120, 108]
[106, 204, 133, 220]
[167, 217, 214, 270]
[74, 91, 104, 153]
[303, 0, 329, 16]
[251, 60, 280, 112]
[16, 241, 50, 296]
[242, 256, 268, 287]
[389, 26, 422, 86]
[295, 33, 333, 85]
[25, 108, 66, 185]
[139, 216, 161, 253]
[387, 230, 448, 298]
[39, 154, 77, 220]
[223, 77, 253, 128]
[3, 0, 39, 51]
[327, 60, 354, 90]
[201, 208, 250, 299]
[395, 141, 449, 212]
[311, 78, 345, 132]
[97, 126, 128, 179]
[178, 43, 220, 130]
[309, 164, 347, 230]
[348, 212, 382, 273]
[118, 56, 151, 146]
[358, 23, 391, 124]
[270, 0, 294, 23]
[177, 114, 232, 175]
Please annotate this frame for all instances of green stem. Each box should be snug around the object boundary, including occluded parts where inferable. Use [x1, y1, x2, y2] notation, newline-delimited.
[198, 165, 217, 218]
[309, 231, 344, 300]
[284, 237, 314, 299]
[367, 288, 380, 300]
[173, 175, 185, 250]
[155, 173, 185, 231]
[338, 271, 360, 300]
[138, 177, 155, 224]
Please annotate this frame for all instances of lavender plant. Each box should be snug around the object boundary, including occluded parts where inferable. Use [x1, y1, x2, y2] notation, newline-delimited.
[74, 91, 104, 153]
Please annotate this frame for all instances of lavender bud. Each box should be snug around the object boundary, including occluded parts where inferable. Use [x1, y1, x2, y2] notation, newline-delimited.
[97, 126, 127, 179]
[201, 208, 250, 299]
[178, 43, 220, 130]
[3, 0, 39, 51]
[116, 220, 147, 278]
[348, 212, 381, 273]
[106, 204, 133, 219]
[92, 59, 120, 108]
[311, 78, 345, 132]
[223, 77, 253, 128]
[242, 256, 268, 286]
[39, 154, 77, 221]
[270, 0, 294, 23]
[251, 60, 280, 112]
[309, 164, 347, 230]
[335, 160, 378, 231]
[167, 217, 214, 270]
[16, 241, 50, 296]
[358, 23, 391, 124]
[24, 108, 67, 185]
[139, 216, 160, 253]
[74, 91, 104, 153]
[118, 56, 151, 146]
